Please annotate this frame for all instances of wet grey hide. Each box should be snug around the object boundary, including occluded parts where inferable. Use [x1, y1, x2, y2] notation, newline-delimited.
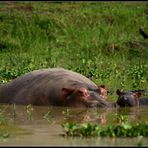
[116, 89, 148, 107]
[0, 68, 109, 108]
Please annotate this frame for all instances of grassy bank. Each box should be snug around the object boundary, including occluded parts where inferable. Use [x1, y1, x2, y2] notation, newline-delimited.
[0, 2, 148, 101]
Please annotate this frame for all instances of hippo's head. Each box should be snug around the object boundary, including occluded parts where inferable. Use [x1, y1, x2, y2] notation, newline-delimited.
[59, 85, 109, 108]
[116, 89, 142, 107]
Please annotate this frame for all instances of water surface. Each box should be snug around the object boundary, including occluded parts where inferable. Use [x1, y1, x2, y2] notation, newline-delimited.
[0, 105, 147, 146]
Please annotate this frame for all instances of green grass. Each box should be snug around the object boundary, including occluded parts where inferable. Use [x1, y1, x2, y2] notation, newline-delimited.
[0, 1, 148, 102]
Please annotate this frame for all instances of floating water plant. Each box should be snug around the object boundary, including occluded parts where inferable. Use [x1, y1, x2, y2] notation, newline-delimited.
[62, 115, 148, 137]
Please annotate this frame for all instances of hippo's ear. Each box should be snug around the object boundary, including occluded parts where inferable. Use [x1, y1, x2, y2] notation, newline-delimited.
[99, 85, 106, 89]
[98, 85, 107, 99]
[61, 88, 74, 96]
[116, 89, 122, 96]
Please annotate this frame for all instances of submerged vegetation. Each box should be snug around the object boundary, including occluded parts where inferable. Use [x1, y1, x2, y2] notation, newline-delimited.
[43, 109, 54, 124]
[0, 105, 32, 139]
[0, 1, 148, 102]
[26, 104, 34, 121]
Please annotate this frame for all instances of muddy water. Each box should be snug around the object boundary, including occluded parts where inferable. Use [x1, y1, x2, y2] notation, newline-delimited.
[0, 105, 148, 146]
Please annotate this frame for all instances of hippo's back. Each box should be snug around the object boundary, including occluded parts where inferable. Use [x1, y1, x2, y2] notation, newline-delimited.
[0, 68, 98, 104]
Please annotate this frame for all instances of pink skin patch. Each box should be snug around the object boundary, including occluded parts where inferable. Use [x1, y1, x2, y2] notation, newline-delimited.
[98, 86, 107, 100]
[132, 92, 140, 106]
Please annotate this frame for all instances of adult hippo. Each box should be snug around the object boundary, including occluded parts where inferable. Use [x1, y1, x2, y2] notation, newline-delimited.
[0, 68, 110, 108]
[116, 89, 148, 107]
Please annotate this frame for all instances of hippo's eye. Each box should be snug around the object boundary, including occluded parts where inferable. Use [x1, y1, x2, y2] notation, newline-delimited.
[78, 90, 83, 95]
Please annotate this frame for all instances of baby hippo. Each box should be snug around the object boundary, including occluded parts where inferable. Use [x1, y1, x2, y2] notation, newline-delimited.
[0, 68, 110, 108]
[116, 89, 148, 107]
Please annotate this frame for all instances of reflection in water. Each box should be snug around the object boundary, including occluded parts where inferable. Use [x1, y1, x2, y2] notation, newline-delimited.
[116, 106, 147, 124]
[0, 104, 147, 146]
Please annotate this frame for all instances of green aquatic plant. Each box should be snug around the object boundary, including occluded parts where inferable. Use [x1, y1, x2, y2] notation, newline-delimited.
[0, 132, 9, 139]
[26, 104, 34, 121]
[62, 108, 70, 116]
[137, 136, 143, 147]
[0, 106, 10, 139]
[12, 104, 16, 118]
[62, 115, 148, 137]
[43, 110, 54, 124]
[118, 114, 128, 123]
[0, 106, 8, 126]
